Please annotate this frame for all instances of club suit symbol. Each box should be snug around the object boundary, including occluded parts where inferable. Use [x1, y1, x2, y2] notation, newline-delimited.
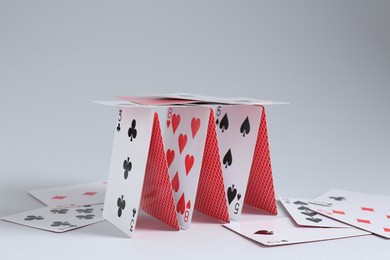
[123, 157, 132, 179]
[117, 195, 126, 217]
[329, 196, 346, 201]
[128, 120, 137, 141]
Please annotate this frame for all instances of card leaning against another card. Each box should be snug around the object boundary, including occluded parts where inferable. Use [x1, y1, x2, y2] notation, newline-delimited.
[103, 107, 154, 238]
[29, 181, 107, 208]
[162, 106, 210, 229]
[214, 105, 262, 220]
[2, 204, 104, 232]
[309, 189, 390, 239]
[223, 217, 370, 246]
[280, 197, 349, 228]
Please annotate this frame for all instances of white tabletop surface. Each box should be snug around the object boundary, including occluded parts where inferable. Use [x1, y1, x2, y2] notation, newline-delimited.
[1, 1, 389, 259]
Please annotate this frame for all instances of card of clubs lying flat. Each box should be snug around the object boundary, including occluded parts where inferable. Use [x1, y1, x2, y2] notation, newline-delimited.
[103, 107, 154, 237]
[308, 189, 390, 239]
[2, 204, 104, 233]
[29, 180, 107, 208]
[223, 217, 370, 246]
[280, 197, 349, 228]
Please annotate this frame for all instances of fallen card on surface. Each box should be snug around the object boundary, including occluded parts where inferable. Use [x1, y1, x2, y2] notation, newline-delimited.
[309, 189, 390, 239]
[280, 197, 349, 228]
[29, 180, 107, 208]
[2, 204, 104, 233]
[223, 217, 370, 246]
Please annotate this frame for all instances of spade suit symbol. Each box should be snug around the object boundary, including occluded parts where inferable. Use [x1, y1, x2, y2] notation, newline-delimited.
[227, 185, 237, 205]
[223, 149, 232, 168]
[240, 117, 250, 137]
[219, 113, 229, 132]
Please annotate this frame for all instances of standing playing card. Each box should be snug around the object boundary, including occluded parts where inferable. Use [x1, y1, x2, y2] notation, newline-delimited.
[244, 108, 277, 215]
[309, 189, 390, 239]
[214, 105, 262, 220]
[29, 181, 107, 208]
[2, 204, 104, 233]
[103, 107, 154, 237]
[162, 106, 210, 229]
[280, 197, 349, 228]
[140, 112, 180, 230]
[194, 109, 230, 223]
[97, 94, 281, 235]
[223, 217, 370, 246]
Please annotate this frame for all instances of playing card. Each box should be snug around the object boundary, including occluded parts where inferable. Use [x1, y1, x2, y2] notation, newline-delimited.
[139, 112, 180, 230]
[309, 189, 390, 239]
[2, 204, 104, 233]
[116, 96, 198, 106]
[280, 197, 349, 228]
[194, 109, 230, 223]
[103, 106, 154, 237]
[223, 217, 370, 246]
[214, 105, 262, 220]
[149, 93, 288, 105]
[243, 108, 277, 215]
[162, 105, 210, 229]
[29, 180, 107, 208]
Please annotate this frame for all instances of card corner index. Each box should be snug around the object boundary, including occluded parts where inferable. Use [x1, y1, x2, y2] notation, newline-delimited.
[244, 108, 277, 215]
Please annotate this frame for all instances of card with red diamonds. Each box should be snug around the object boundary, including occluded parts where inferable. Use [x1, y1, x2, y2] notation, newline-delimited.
[308, 189, 390, 239]
[2, 204, 104, 232]
[29, 180, 107, 208]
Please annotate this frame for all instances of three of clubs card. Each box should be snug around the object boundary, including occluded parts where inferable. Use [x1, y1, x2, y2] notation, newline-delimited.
[103, 107, 154, 237]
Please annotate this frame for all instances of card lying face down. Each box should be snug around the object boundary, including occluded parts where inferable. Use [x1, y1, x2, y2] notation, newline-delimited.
[98, 94, 282, 237]
[223, 217, 370, 246]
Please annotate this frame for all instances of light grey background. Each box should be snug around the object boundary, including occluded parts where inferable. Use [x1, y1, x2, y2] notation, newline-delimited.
[1, 0, 389, 259]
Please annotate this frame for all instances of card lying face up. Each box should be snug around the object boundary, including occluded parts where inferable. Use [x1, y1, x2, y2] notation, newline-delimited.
[2, 204, 104, 233]
[29, 180, 107, 208]
[308, 189, 390, 239]
[279, 197, 350, 228]
[98, 94, 282, 237]
[223, 217, 370, 246]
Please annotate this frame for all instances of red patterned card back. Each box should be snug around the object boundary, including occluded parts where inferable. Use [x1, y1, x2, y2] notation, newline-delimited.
[140, 113, 180, 230]
[195, 109, 230, 223]
[244, 107, 277, 215]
